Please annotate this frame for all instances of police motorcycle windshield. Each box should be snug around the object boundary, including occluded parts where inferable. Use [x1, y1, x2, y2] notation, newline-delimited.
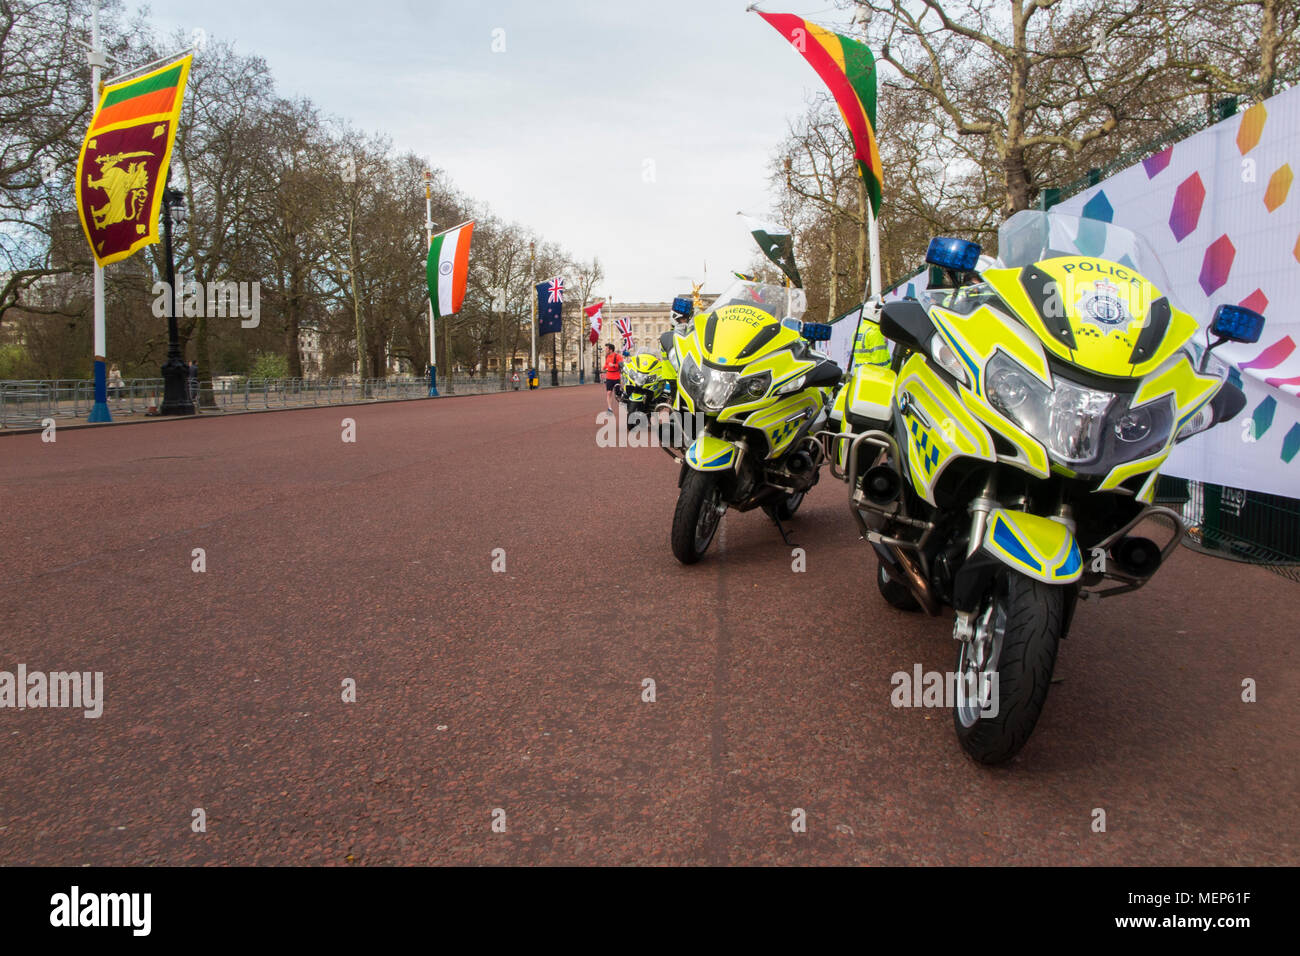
[706, 278, 806, 322]
[995, 210, 1175, 300]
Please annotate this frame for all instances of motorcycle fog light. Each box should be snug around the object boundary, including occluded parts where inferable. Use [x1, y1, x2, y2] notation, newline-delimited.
[744, 376, 768, 398]
[1115, 407, 1152, 443]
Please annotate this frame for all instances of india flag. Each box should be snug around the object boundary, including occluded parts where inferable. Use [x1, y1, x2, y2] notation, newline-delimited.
[426, 220, 475, 319]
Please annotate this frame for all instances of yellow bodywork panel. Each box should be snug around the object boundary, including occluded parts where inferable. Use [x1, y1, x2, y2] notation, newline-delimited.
[896, 356, 996, 504]
[849, 363, 896, 421]
[741, 389, 824, 458]
[929, 303, 1051, 391]
[981, 508, 1082, 584]
[983, 259, 1198, 378]
[702, 304, 798, 366]
[684, 434, 738, 472]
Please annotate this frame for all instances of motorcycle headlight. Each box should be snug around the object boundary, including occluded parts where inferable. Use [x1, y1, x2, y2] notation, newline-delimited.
[701, 368, 741, 410]
[986, 353, 1175, 473]
[679, 355, 705, 400]
[738, 371, 771, 401]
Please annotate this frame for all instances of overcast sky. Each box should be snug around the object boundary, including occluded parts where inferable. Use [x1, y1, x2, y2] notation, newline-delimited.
[137, 0, 860, 301]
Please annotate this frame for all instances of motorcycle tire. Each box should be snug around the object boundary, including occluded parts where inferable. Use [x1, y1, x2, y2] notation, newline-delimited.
[672, 469, 725, 564]
[876, 559, 921, 612]
[952, 570, 1062, 765]
[762, 491, 805, 521]
[625, 405, 649, 431]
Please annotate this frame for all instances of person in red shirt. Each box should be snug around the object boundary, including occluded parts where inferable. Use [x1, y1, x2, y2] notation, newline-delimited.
[602, 343, 623, 415]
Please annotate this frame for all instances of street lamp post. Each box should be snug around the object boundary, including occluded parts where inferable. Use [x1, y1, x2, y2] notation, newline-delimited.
[159, 180, 193, 416]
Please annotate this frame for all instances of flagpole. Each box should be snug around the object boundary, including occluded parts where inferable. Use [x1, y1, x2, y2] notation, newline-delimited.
[424, 171, 439, 397]
[529, 241, 537, 381]
[866, 202, 882, 304]
[87, 2, 110, 423]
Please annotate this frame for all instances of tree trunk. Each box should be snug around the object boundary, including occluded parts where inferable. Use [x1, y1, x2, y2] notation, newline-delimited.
[1004, 1, 1032, 216]
[1259, 0, 1279, 98]
[284, 263, 303, 379]
[348, 207, 367, 380]
[1003, 147, 1032, 215]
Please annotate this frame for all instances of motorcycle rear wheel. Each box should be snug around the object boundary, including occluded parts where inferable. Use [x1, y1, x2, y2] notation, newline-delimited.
[672, 470, 725, 564]
[952, 570, 1062, 765]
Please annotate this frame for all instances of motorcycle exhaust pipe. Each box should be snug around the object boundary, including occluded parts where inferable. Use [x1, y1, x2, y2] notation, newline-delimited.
[1111, 536, 1162, 578]
[860, 465, 902, 505]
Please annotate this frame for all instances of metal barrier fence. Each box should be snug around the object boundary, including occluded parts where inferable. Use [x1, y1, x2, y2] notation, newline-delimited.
[1155, 476, 1300, 582]
[1, 373, 589, 428]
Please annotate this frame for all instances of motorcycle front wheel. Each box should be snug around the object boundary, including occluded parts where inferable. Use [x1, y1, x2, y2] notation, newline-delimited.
[952, 570, 1062, 765]
[672, 469, 725, 564]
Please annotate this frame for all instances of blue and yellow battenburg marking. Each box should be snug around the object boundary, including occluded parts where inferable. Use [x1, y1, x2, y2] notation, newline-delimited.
[981, 508, 1082, 583]
[685, 435, 738, 471]
[908, 418, 942, 476]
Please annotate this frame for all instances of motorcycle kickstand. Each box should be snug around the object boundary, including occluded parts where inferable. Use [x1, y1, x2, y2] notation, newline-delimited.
[770, 513, 796, 547]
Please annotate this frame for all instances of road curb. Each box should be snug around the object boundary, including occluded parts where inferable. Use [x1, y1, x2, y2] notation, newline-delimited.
[0, 383, 583, 437]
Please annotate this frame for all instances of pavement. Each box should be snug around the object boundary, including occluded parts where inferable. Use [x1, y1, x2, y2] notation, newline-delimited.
[0, 385, 1295, 865]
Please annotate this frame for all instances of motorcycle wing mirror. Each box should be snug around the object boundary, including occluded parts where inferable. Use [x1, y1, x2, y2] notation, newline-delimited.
[879, 300, 933, 352]
[925, 237, 982, 287]
[1200, 303, 1265, 371]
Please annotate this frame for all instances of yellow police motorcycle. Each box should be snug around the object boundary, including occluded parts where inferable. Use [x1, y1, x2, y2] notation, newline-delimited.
[824, 210, 1263, 764]
[617, 350, 673, 429]
[666, 277, 841, 563]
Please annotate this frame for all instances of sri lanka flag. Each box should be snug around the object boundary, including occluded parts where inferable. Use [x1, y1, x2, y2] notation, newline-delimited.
[427, 220, 475, 319]
[756, 11, 881, 216]
[76, 55, 192, 266]
[537, 277, 564, 334]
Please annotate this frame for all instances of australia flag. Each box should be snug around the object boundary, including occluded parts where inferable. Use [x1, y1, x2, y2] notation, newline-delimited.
[537, 276, 564, 334]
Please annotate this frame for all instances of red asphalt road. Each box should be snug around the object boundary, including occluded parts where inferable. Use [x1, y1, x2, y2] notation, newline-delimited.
[0, 386, 1296, 866]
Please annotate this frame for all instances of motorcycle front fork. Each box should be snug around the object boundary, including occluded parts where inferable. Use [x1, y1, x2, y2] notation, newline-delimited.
[952, 474, 1075, 643]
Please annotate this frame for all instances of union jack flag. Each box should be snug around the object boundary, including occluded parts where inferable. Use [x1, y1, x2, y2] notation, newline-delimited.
[616, 317, 633, 349]
[546, 277, 564, 303]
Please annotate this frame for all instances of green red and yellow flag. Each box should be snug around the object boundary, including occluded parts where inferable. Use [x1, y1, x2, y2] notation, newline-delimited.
[757, 11, 882, 216]
[76, 55, 192, 266]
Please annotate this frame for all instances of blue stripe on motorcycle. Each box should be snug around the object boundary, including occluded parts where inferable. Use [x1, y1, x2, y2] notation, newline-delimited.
[992, 517, 1043, 573]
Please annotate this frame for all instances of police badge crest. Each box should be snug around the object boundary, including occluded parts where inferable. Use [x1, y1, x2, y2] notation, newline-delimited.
[1076, 279, 1132, 332]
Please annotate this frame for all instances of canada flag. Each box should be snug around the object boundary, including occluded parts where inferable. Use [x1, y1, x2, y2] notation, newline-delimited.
[585, 301, 604, 344]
